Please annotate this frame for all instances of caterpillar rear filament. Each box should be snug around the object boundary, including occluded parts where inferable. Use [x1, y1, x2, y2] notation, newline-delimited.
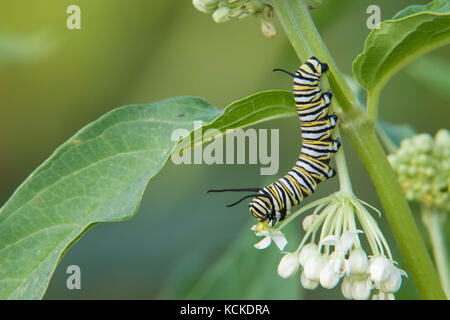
[209, 56, 341, 227]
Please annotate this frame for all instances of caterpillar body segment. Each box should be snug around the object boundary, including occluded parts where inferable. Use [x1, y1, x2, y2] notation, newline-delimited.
[209, 56, 341, 227]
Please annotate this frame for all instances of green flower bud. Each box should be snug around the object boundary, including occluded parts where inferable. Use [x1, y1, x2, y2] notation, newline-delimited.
[408, 166, 417, 176]
[397, 164, 408, 175]
[389, 129, 450, 212]
[436, 129, 450, 147]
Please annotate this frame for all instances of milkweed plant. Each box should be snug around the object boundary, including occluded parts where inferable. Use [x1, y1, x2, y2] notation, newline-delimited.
[193, 0, 450, 300]
[0, 0, 448, 300]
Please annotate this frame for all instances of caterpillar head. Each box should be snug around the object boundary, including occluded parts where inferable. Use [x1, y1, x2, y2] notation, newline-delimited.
[309, 56, 329, 74]
[249, 195, 277, 226]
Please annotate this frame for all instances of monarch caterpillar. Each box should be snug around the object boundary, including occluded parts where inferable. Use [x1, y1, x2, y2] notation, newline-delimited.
[209, 56, 340, 227]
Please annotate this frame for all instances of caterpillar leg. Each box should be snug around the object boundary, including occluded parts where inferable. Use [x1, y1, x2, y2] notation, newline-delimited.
[279, 208, 288, 221]
[333, 139, 341, 153]
[328, 113, 338, 129]
[325, 113, 340, 153]
[328, 167, 336, 178]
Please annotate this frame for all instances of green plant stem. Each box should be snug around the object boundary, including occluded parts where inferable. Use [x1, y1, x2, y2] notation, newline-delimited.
[367, 88, 381, 121]
[269, 0, 446, 299]
[333, 128, 353, 194]
[267, 0, 361, 120]
[422, 208, 450, 298]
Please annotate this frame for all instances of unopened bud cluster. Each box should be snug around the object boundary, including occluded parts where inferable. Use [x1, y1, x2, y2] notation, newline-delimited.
[388, 129, 450, 212]
[192, 0, 277, 38]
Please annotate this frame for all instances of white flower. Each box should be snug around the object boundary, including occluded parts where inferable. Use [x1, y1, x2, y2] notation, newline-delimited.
[369, 256, 393, 284]
[319, 231, 360, 277]
[351, 279, 372, 300]
[303, 255, 328, 281]
[320, 230, 362, 254]
[372, 291, 395, 300]
[251, 222, 287, 250]
[382, 266, 407, 293]
[192, 0, 217, 14]
[277, 253, 300, 279]
[260, 19, 276, 38]
[319, 258, 341, 289]
[212, 6, 231, 23]
[302, 214, 315, 231]
[298, 243, 319, 266]
[341, 276, 354, 299]
[300, 271, 319, 290]
[349, 248, 369, 275]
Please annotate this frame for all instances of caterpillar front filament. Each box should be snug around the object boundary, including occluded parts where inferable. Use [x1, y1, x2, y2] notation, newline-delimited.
[209, 57, 341, 227]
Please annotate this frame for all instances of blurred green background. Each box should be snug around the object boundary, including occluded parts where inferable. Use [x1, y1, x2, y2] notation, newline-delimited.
[0, 0, 448, 299]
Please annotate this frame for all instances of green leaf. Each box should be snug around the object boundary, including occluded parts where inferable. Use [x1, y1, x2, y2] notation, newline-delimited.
[0, 90, 296, 299]
[353, 0, 450, 94]
[393, 0, 450, 19]
[175, 90, 295, 154]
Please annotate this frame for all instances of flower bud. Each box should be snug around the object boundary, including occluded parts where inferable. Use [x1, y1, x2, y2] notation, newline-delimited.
[192, 0, 217, 14]
[351, 279, 371, 300]
[386, 292, 395, 300]
[372, 291, 395, 300]
[298, 243, 319, 266]
[319, 259, 340, 289]
[436, 129, 450, 146]
[341, 276, 353, 299]
[277, 253, 300, 279]
[349, 248, 368, 275]
[369, 256, 392, 284]
[382, 266, 406, 293]
[408, 166, 418, 176]
[303, 255, 327, 281]
[302, 214, 314, 231]
[300, 271, 319, 290]
[260, 19, 276, 38]
[212, 7, 231, 23]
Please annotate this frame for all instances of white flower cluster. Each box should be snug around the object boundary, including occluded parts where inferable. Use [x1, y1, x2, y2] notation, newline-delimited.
[252, 192, 407, 300]
[192, 0, 277, 38]
[388, 129, 449, 212]
[279, 232, 406, 300]
[193, 0, 265, 21]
